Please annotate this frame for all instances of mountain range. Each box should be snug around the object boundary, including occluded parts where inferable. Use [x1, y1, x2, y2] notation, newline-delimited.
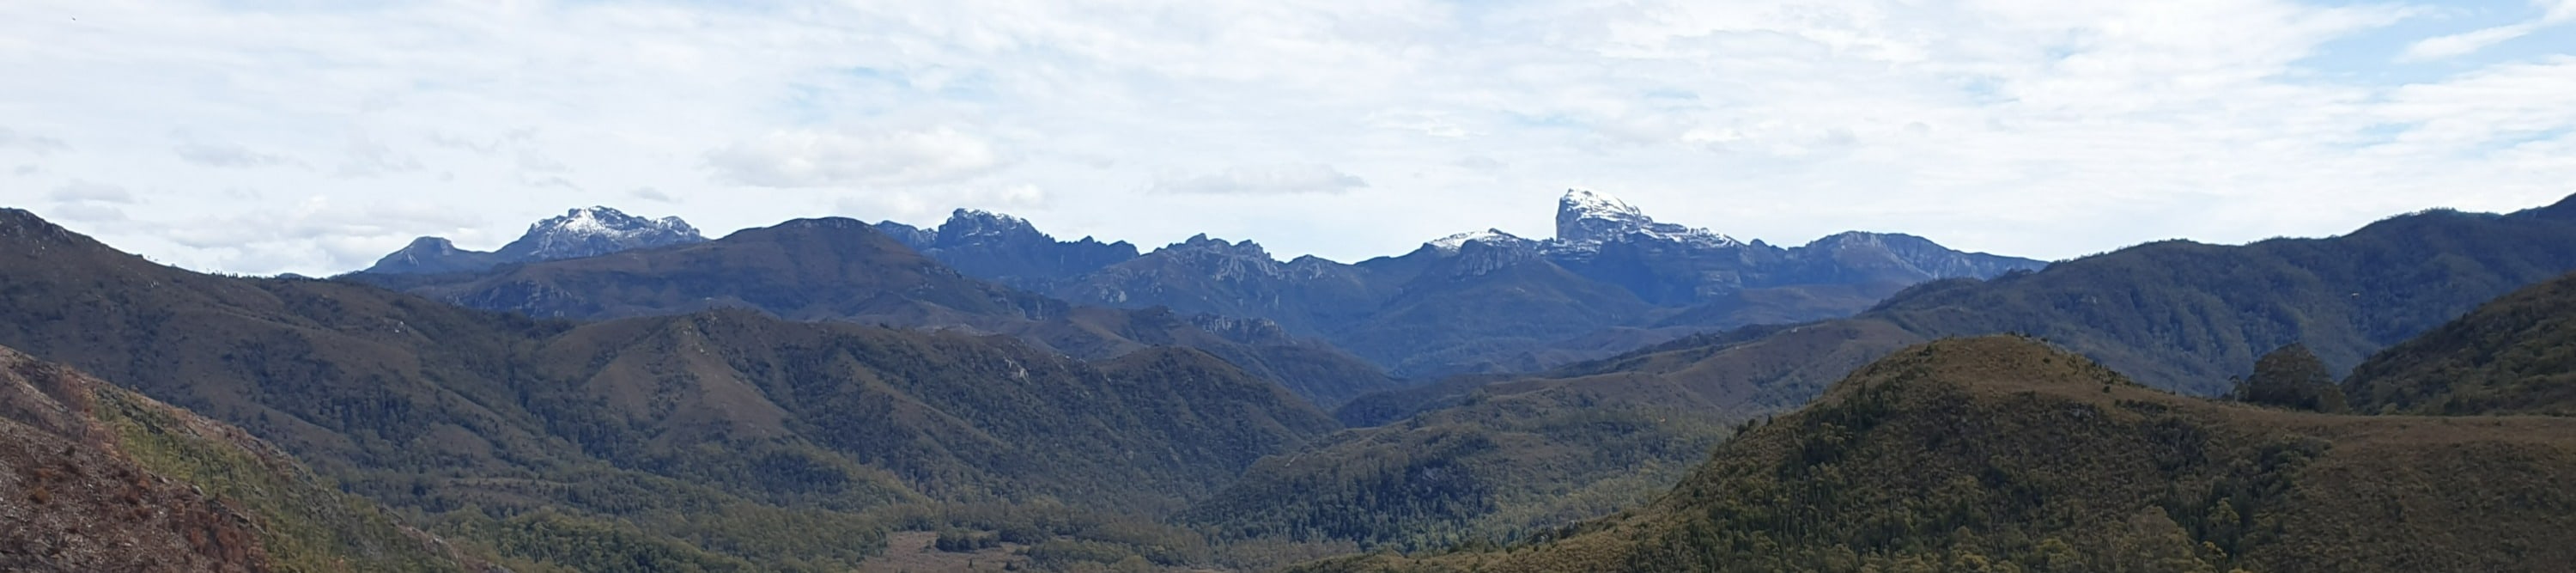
[865, 188, 2044, 376]
[339, 188, 2041, 405]
[357, 190, 2044, 380]
[14, 188, 2576, 571]
[344, 215, 1400, 409]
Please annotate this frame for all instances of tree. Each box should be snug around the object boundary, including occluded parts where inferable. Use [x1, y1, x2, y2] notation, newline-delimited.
[2235, 344, 2348, 412]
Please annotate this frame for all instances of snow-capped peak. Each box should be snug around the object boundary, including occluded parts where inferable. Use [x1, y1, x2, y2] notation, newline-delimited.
[1551, 188, 1742, 250]
[1426, 229, 1528, 253]
[1559, 188, 1645, 222]
[493, 206, 705, 262]
[936, 209, 1045, 245]
[531, 207, 696, 239]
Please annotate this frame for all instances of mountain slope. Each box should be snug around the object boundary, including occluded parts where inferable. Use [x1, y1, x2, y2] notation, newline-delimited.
[1194, 320, 1923, 548]
[1328, 240, 1661, 375]
[1303, 337, 2576, 573]
[2345, 270, 2576, 416]
[531, 310, 1337, 507]
[1, 344, 481, 573]
[1868, 206, 2576, 396]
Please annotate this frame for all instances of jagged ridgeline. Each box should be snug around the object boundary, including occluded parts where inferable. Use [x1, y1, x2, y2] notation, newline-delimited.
[1299, 337, 2576, 573]
[0, 208, 1338, 570]
[1, 345, 483, 572]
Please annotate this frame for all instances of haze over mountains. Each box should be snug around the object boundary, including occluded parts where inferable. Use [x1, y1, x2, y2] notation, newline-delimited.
[9, 190, 2576, 571]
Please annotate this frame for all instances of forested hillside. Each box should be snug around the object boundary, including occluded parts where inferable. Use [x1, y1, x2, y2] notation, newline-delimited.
[1301, 337, 2576, 573]
[2345, 270, 2576, 416]
[1, 344, 483, 572]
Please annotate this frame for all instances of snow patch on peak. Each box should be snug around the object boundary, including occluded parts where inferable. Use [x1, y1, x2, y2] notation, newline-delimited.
[496, 206, 706, 262]
[529, 206, 700, 240]
[1559, 188, 1643, 221]
[937, 209, 1044, 244]
[1551, 188, 1741, 250]
[1427, 229, 1528, 253]
[948, 208, 1027, 225]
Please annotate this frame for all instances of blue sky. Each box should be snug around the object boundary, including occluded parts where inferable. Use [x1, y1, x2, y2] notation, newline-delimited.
[3, 0, 2573, 275]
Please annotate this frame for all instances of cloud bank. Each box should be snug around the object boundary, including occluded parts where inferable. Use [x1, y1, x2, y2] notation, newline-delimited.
[0, 0, 2569, 276]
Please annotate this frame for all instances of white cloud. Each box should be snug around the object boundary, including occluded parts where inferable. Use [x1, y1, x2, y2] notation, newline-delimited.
[50, 180, 134, 204]
[706, 126, 1008, 188]
[155, 197, 491, 273]
[0, 127, 70, 155]
[0, 0, 2569, 275]
[1455, 155, 1504, 171]
[46, 204, 127, 222]
[2399, 0, 2576, 62]
[335, 131, 424, 177]
[1151, 164, 1370, 195]
[173, 139, 292, 168]
[837, 182, 1051, 224]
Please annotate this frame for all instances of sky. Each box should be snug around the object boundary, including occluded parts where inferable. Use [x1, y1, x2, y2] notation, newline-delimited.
[2, 0, 2573, 276]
